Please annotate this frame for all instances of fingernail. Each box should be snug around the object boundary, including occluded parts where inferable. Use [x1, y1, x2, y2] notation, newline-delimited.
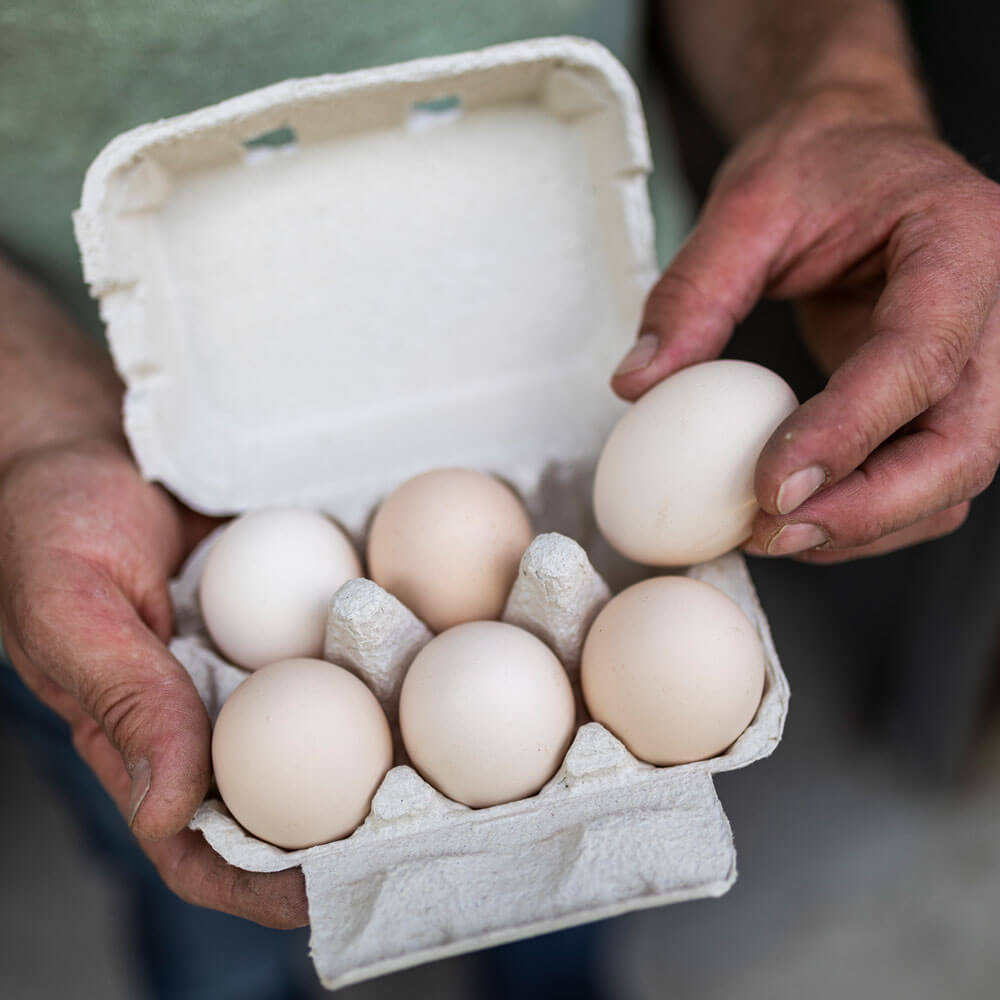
[128, 759, 152, 831]
[614, 332, 659, 377]
[767, 523, 827, 556]
[776, 465, 827, 515]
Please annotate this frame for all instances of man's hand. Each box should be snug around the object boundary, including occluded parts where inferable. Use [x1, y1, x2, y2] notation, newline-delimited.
[0, 439, 307, 927]
[0, 258, 307, 927]
[614, 3, 1000, 561]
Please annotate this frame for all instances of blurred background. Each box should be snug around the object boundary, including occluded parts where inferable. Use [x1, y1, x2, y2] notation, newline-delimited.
[4, 549, 1000, 999]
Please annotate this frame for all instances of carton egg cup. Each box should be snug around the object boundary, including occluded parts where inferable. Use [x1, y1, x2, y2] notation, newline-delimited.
[74, 37, 789, 990]
[172, 529, 784, 990]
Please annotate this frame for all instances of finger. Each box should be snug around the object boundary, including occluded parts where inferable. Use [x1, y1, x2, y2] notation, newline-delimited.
[611, 181, 790, 399]
[790, 503, 970, 563]
[73, 715, 308, 928]
[756, 219, 1000, 516]
[9, 552, 211, 840]
[743, 503, 969, 563]
[745, 404, 997, 557]
[150, 829, 309, 930]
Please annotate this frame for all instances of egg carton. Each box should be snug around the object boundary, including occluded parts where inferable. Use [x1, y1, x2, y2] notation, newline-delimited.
[170, 529, 786, 990]
[75, 36, 789, 991]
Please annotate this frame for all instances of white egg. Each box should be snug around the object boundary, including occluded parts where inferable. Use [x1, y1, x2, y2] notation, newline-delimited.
[399, 621, 576, 807]
[581, 576, 765, 765]
[212, 658, 392, 849]
[367, 469, 534, 633]
[200, 508, 362, 670]
[594, 360, 798, 565]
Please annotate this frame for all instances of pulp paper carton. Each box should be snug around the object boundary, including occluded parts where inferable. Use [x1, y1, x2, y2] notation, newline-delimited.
[75, 38, 788, 989]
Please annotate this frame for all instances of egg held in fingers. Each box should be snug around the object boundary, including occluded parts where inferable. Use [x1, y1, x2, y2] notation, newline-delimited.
[594, 360, 798, 565]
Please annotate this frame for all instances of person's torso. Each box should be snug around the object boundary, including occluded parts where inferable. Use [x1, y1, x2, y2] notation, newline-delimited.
[3, 0, 681, 334]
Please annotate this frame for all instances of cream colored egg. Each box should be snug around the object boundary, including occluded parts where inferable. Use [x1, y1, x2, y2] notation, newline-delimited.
[367, 469, 534, 632]
[200, 508, 362, 670]
[399, 621, 576, 807]
[594, 360, 798, 565]
[581, 576, 765, 765]
[212, 658, 392, 849]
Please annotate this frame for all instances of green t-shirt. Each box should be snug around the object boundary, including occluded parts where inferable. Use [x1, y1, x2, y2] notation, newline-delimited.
[1, 0, 691, 336]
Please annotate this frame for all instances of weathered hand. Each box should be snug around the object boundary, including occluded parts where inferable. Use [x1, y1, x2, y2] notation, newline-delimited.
[0, 438, 308, 927]
[612, 89, 1000, 561]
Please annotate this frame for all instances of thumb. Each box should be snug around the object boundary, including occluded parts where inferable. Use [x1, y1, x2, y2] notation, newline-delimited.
[612, 185, 786, 400]
[12, 552, 211, 839]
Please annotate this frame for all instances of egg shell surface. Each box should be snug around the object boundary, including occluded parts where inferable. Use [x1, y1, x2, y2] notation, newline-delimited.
[367, 469, 534, 633]
[199, 508, 362, 670]
[212, 658, 392, 849]
[581, 575, 765, 765]
[399, 621, 576, 808]
[594, 360, 798, 565]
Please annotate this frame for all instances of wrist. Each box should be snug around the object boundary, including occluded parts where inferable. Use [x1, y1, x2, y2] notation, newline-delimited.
[0, 432, 128, 488]
[0, 255, 127, 476]
[0, 407, 128, 481]
[759, 76, 935, 152]
[672, 0, 934, 140]
[774, 40, 933, 137]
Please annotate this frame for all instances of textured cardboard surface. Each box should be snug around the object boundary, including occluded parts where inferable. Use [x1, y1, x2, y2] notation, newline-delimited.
[78, 38, 789, 991]
[171, 535, 786, 989]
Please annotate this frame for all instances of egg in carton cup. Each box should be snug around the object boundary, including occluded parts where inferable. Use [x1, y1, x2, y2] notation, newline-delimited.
[74, 38, 789, 990]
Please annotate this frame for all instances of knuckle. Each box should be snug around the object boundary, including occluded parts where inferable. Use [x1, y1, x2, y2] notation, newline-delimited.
[904, 328, 967, 408]
[818, 382, 892, 470]
[83, 672, 181, 760]
[817, 509, 866, 550]
[82, 675, 147, 755]
[961, 439, 1000, 498]
[711, 169, 766, 215]
[709, 147, 783, 209]
[646, 268, 711, 317]
[643, 267, 741, 342]
[830, 517, 882, 550]
[832, 400, 884, 468]
[821, 471, 892, 549]
[924, 326, 968, 389]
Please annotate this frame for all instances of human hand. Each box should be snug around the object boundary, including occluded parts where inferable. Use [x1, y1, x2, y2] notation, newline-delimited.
[612, 88, 1000, 562]
[0, 438, 308, 927]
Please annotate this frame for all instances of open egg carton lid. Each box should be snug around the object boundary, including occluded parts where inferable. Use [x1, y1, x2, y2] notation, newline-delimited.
[74, 37, 789, 991]
[74, 35, 659, 533]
